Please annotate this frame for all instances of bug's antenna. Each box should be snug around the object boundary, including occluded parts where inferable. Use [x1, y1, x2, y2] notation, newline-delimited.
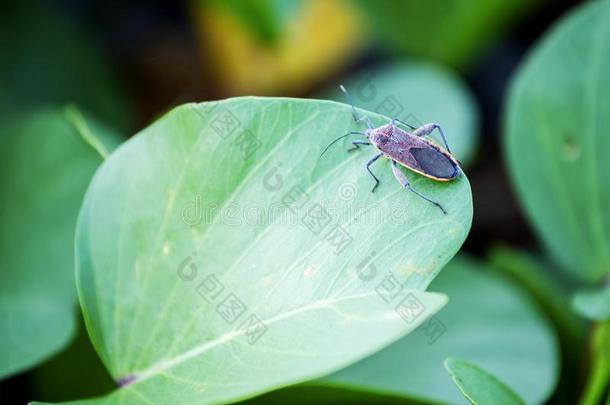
[340, 84, 374, 130]
[320, 131, 367, 158]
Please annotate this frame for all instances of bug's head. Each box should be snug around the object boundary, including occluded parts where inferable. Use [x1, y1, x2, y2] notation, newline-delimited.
[368, 124, 392, 146]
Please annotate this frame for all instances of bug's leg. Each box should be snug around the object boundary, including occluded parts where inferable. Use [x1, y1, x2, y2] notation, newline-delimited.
[412, 123, 452, 154]
[391, 118, 416, 131]
[391, 161, 447, 215]
[348, 141, 372, 152]
[366, 153, 383, 193]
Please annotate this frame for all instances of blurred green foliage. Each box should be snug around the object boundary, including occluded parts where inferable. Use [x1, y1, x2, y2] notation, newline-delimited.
[354, 0, 541, 68]
[573, 285, 610, 322]
[31, 323, 115, 402]
[505, 0, 610, 282]
[0, 107, 120, 378]
[0, 2, 131, 130]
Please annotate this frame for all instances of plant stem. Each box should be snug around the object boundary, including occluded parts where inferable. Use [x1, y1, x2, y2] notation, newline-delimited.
[580, 321, 610, 405]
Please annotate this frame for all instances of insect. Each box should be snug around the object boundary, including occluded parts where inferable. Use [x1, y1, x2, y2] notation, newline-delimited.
[320, 85, 461, 215]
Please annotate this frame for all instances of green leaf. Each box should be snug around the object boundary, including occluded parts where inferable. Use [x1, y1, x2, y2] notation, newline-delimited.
[0, 2, 131, 129]
[354, 0, 541, 68]
[319, 255, 558, 404]
[505, 0, 610, 282]
[444, 357, 526, 405]
[322, 61, 479, 167]
[0, 107, 121, 378]
[573, 284, 610, 321]
[51, 98, 472, 404]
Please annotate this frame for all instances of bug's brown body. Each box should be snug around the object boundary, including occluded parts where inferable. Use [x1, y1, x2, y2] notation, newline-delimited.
[368, 124, 460, 181]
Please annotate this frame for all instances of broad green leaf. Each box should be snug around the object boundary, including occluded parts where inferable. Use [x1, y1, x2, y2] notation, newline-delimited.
[323, 61, 479, 167]
[354, 0, 541, 68]
[444, 357, 525, 405]
[573, 284, 610, 321]
[0, 107, 120, 378]
[53, 98, 472, 404]
[505, 1, 610, 282]
[0, 2, 131, 129]
[319, 255, 558, 404]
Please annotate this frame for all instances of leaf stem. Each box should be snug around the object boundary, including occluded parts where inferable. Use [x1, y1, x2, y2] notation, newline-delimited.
[580, 321, 610, 405]
[64, 104, 110, 159]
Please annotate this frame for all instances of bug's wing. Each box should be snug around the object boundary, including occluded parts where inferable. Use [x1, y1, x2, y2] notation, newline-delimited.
[410, 147, 458, 179]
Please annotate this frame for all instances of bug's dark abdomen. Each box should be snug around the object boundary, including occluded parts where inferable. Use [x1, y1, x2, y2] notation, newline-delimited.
[410, 147, 458, 179]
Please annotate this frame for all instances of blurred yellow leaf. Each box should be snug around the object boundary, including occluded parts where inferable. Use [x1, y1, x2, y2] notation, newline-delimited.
[193, 0, 365, 95]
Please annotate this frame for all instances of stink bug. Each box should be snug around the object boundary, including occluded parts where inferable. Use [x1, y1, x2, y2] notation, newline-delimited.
[321, 85, 461, 215]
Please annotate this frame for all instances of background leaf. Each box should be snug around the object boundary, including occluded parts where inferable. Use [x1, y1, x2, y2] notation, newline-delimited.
[573, 285, 610, 322]
[62, 98, 472, 404]
[318, 255, 558, 404]
[322, 61, 479, 167]
[444, 357, 525, 405]
[505, 0, 610, 282]
[0, 107, 120, 378]
[354, 0, 541, 68]
[488, 245, 585, 344]
[192, 0, 364, 95]
[488, 245, 586, 403]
